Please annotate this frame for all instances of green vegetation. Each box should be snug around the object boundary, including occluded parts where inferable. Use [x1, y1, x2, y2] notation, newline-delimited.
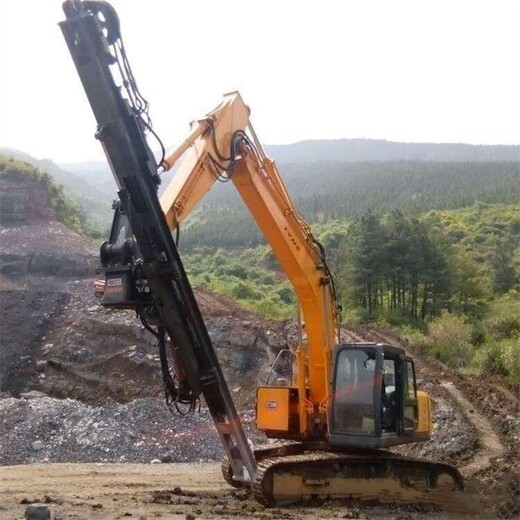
[0, 154, 92, 235]
[1, 150, 114, 237]
[183, 246, 295, 319]
[401, 293, 520, 384]
[423, 204, 520, 295]
[179, 202, 519, 383]
[333, 204, 520, 321]
[180, 161, 519, 249]
[333, 211, 451, 321]
[332, 204, 519, 383]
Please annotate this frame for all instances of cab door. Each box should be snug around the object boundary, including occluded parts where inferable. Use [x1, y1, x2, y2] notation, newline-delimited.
[401, 357, 419, 434]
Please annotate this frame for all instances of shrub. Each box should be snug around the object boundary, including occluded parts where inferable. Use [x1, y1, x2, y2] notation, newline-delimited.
[277, 286, 295, 304]
[478, 333, 520, 384]
[480, 342, 508, 376]
[231, 281, 261, 300]
[250, 297, 294, 320]
[400, 326, 430, 351]
[483, 292, 520, 339]
[260, 275, 276, 286]
[375, 315, 392, 329]
[470, 324, 487, 347]
[502, 335, 520, 384]
[341, 308, 364, 327]
[380, 309, 417, 328]
[426, 311, 474, 368]
[224, 264, 249, 279]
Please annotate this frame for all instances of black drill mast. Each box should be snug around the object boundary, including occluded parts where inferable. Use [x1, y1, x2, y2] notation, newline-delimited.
[59, 0, 257, 483]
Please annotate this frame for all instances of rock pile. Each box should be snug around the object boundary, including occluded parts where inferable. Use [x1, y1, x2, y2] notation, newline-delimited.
[0, 396, 265, 465]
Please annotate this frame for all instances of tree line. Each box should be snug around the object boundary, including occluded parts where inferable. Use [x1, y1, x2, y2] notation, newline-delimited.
[329, 205, 519, 322]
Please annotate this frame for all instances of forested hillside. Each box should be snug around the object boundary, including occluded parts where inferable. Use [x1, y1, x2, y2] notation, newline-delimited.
[183, 203, 519, 383]
[331, 204, 519, 320]
[181, 161, 519, 249]
[0, 148, 113, 234]
[5, 140, 517, 238]
[183, 204, 519, 320]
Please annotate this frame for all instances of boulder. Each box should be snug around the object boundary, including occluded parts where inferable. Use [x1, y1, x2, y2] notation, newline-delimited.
[24, 503, 53, 519]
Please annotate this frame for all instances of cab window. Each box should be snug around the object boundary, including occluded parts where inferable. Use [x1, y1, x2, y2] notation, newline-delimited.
[332, 348, 376, 435]
[405, 360, 417, 399]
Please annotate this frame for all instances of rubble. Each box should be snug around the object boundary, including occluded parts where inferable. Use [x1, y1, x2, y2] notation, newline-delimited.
[0, 222, 96, 257]
[0, 286, 68, 396]
[0, 389, 473, 469]
[0, 396, 266, 465]
[31, 441, 44, 452]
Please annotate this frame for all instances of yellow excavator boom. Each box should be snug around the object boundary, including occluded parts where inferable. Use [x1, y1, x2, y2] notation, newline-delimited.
[159, 91, 338, 435]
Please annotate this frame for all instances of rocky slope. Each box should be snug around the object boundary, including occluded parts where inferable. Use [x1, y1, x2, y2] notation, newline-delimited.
[0, 161, 98, 277]
[0, 275, 289, 404]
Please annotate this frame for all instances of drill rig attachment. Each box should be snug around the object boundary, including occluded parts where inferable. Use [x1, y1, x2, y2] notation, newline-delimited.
[59, 0, 257, 486]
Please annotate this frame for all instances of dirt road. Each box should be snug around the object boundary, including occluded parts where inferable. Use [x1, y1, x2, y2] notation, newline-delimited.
[0, 462, 463, 520]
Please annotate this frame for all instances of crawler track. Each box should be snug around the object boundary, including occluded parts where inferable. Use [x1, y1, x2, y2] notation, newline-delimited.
[224, 443, 465, 510]
[221, 442, 304, 488]
[251, 450, 465, 508]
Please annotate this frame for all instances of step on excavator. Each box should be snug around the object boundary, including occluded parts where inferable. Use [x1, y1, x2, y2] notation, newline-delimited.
[60, 0, 464, 507]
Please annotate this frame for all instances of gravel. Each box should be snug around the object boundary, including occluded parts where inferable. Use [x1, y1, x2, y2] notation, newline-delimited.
[0, 222, 96, 257]
[0, 396, 265, 465]
[1, 388, 474, 470]
[391, 392, 479, 468]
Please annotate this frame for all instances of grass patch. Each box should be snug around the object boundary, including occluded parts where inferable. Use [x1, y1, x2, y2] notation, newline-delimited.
[183, 246, 295, 320]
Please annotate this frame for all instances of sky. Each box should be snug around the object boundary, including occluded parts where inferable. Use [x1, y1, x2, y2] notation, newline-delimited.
[0, 0, 519, 163]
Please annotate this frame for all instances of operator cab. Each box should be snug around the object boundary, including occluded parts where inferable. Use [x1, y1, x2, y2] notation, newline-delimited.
[328, 343, 430, 449]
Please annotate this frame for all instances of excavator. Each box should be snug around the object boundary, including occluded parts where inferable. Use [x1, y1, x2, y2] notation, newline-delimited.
[59, 0, 463, 507]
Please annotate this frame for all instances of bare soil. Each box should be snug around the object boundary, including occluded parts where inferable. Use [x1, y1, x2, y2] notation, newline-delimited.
[0, 463, 457, 520]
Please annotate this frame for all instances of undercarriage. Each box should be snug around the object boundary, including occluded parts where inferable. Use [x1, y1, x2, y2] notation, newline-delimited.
[223, 443, 465, 509]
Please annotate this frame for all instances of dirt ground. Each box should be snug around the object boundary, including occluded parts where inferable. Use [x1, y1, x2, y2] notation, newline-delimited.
[0, 462, 469, 520]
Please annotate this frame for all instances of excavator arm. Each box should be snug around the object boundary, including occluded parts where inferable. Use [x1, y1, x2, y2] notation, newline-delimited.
[159, 92, 340, 437]
[160, 92, 250, 229]
[129, 93, 464, 507]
